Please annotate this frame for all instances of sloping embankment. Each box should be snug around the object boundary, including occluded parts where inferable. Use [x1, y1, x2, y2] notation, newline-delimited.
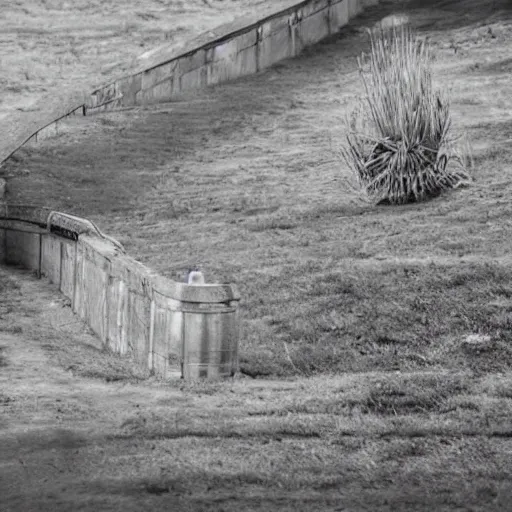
[0, 0, 377, 167]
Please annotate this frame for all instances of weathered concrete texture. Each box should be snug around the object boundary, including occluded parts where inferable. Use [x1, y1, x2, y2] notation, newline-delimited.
[297, 4, 330, 48]
[0, 208, 240, 380]
[258, 17, 294, 71]
[5, 230, 41, 271]
[126, 289, 151, 366]
[152, 292, 184, 377]
[0, 229, 5, 263]
[348, 0, 364, 18]
[106, 278, 128, 355]
[5, 205, 52, 227]
[329, 0, 350, 32]
[207, 30, 258, 85]
[180, 67, 208, 95]
[182, 306, 238, 379]
[129, 0, 312, 80]
[41, 235, 62, 286]
[88, 0, 377, 110]
[141, 62, 177, 91]
[60, 240, 76, 300]
[75, 240, 111, 343]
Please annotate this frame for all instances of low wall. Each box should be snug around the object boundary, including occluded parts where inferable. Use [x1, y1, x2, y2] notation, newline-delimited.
[0, 0, 378, 166]
[88, 0, 378, 111]
[0, 205, 240, 380]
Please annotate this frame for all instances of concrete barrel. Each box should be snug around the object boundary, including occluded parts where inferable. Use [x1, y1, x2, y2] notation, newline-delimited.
[182, 271, 239, 379]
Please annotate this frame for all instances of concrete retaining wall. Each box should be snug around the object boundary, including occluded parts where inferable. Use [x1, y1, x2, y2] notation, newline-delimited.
[0, 205, 240, 380]
[0, 0, 378, 166]
[88, 0, 378, 111]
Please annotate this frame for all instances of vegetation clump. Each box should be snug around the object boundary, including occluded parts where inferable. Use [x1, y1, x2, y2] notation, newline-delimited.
[342, 26, 472, 205]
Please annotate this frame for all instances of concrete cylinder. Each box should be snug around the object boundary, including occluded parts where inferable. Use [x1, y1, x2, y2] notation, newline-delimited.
[181, 300, 239, 380]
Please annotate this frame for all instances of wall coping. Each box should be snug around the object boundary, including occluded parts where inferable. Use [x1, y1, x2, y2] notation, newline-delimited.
[95, 0, 336, 90]
[0, 204, 240, 304]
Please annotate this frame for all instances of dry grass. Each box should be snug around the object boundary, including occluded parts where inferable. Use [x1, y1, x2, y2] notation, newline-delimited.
[342, 25, 472, 204]
[1, 265, 512, 511]
[2, 274, 512, 512]
[2, 0, 512, 509]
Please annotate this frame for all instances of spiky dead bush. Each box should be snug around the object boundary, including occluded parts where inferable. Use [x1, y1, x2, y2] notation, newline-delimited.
[342, 26, 472, 205]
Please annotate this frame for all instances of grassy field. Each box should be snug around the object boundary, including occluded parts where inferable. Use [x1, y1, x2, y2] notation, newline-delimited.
[2, 0, 512, 509]
[1, 266, 512, 511]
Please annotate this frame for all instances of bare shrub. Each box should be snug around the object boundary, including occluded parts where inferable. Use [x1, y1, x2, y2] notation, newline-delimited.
[342, 26, 472, 205]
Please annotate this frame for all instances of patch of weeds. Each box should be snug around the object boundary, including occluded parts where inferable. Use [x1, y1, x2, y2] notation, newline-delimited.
[250, 397, 359, 416]
[330, 436, 366, 451]
[176, 380, 230, 396]
[74, 365, 147, 383]
[493, 384, 512, 399]
[454, 94, 482, 105]
[44, 338, 149, 382]
[472, 56, 512, 74]
[245, 215, 298, 232]
[144, 483, 170, 495]
[253, 260, 512, 376]
[361, 374, 469, 416]
[239, 352, 289, 379]
[372, 334, 410, 346]
[0, 274, 20, 294]
[307, 273, 362, 298]
[118, 410, 324, 442]
[0, 393, 14, 405]
[143, 471, 276, 496]
[0, 346, 7, 367]
[0, 325, 23, 334]
[491, 283, 512, 298]
[439, 398, 481, 414]
[472, 145, 512, 166]
[378, 438, 430, 461]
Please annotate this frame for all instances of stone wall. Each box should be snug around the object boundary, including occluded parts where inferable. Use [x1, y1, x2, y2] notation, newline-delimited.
[0, 205, 240, 380]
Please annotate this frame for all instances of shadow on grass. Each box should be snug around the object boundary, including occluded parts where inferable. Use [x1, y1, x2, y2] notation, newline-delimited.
[405, 0, 512, 33]
[41, 337, 150, 383]
[0, 346, 7, 367]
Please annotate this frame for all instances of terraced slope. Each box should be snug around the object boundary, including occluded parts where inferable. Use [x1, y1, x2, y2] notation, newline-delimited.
[3, 0, 512, 376]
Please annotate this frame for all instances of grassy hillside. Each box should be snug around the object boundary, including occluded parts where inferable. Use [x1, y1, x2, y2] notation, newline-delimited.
[2, 1, 512, 510]
[3, 0, 512, 378]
